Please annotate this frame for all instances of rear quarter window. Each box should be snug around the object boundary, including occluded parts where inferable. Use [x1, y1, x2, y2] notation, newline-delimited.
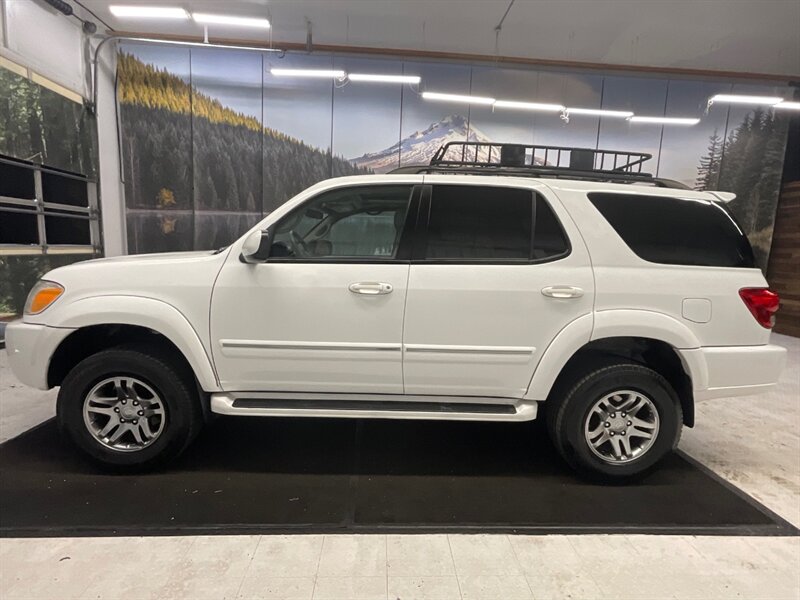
[587, 192, 755, 268]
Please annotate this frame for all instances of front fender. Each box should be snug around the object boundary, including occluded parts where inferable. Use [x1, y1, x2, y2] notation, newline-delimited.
[50, 295, 220, 391]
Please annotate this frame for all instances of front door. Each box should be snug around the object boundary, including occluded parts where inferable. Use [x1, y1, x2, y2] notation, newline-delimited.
[402, 180, 594, 398]
[211, 183, 418, 393]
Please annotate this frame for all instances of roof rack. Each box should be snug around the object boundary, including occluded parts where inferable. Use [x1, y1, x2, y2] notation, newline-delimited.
[389, 142, 689, 189]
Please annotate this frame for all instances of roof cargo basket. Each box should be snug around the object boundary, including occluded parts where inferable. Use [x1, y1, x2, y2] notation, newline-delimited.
[390, 142, 689, 189]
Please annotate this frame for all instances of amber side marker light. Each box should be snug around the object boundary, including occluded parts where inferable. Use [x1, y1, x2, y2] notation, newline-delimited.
[25, 281, 64, 315]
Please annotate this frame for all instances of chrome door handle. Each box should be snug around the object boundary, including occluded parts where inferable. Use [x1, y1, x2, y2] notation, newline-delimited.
[542, 285, 584, 299]
[349, 282, 393, 295]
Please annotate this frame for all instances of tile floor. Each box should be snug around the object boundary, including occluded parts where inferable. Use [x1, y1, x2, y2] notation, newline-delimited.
[1, 335, 798, 600]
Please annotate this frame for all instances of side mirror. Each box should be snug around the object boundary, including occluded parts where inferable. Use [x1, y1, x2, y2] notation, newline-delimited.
[240, 228, 272, 263]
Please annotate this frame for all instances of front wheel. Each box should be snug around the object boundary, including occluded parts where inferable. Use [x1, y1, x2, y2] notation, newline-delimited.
[57, 344, 203, 471]
[547, 362, 683, 480]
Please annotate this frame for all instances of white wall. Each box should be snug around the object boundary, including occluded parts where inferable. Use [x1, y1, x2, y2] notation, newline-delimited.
[94, 39, 126, 256]
[1, 0, 86, 96]
[1, 0, 126, 256]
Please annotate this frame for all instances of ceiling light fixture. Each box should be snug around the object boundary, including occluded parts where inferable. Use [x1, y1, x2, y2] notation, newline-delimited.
[708, 94, 784, 106]
[109, 5, 188, 18]
[348, 73, 421, 84]
[565, 107, 634, 118]
[493, 100, 565, 112]
[270, 68, 346, 79]
[192, 13, 271, 28]
[774, 101, 800, 110]
[629, 116, 701, 125]
[421, 91, 495, 105]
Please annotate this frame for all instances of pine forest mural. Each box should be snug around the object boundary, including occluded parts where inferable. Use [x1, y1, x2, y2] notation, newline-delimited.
[0, 66, 96, 176]
[0, 65, 98, 315]
[117, 45, 791, 269]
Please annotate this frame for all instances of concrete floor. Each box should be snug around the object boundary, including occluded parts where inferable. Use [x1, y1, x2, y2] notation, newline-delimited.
[0, 335, 798, 600]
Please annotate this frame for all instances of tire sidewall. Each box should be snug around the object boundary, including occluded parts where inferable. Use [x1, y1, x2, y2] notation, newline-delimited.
[58, 349, 195, 469]
[560, 366, 681, 478]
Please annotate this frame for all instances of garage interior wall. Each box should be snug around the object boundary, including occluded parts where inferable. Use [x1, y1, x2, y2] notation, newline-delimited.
[0, 0, 104, 316]
[0, 1, 798, 330]
[767, 114, 800, 337]
[117, 42, 793, 272]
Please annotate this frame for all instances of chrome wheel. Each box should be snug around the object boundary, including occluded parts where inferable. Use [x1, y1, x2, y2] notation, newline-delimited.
[82, 376, 166, 452]
[583, 390, 659, 464]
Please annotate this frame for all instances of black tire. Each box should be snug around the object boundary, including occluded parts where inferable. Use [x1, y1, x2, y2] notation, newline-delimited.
[546, 362, 682, 480]
[56, 343, 203, 471]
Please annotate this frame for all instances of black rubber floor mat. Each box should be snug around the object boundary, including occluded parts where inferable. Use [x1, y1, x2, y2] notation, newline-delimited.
[0, 417, 795, 537]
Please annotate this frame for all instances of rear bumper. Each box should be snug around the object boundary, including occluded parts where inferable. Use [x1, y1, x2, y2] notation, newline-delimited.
[682, 343, 787, 401]
[4, 320, 75, 390]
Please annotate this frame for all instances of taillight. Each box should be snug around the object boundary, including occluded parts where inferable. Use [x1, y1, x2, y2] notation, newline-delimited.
[739, 288, 780, 329]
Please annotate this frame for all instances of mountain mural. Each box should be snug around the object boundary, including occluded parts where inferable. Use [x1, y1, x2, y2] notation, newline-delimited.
[351, 114, 493, 172]
[117, 52, 367, 253]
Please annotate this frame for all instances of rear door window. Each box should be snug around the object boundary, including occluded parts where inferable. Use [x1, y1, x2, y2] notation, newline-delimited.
[588, 192, 755, 268]
[424, 185, 569, 262]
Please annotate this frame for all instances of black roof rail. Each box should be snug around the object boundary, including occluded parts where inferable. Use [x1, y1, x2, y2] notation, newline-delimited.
[388, 142, 690, 189]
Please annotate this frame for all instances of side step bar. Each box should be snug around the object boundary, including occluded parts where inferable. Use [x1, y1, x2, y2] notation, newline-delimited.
[210, 392, 537, 422]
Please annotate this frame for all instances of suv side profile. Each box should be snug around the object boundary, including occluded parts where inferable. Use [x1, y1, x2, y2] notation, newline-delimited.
[5, 143, 786, 479]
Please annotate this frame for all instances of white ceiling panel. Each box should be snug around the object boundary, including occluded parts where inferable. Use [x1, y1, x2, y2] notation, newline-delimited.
[77, 0, 800, 77]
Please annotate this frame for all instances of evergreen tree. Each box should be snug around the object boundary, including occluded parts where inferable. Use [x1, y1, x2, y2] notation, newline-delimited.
[695, 129, 723, 190]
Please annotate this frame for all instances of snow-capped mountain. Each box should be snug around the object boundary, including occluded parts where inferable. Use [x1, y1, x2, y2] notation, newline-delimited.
[350, 114, 493, 172]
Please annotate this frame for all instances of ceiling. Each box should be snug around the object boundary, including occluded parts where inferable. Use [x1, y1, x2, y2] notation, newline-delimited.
[76, 0, 800, 78]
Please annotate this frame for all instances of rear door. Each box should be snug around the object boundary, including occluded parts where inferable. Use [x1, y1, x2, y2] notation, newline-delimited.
[401, 179, 594, 398]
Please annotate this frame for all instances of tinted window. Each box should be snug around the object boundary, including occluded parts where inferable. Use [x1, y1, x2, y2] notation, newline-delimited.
[426, 186, 532, 260]
[270, 185, 411, 259]
[588, 193, 755, 268]
[533, 195, 570, 260]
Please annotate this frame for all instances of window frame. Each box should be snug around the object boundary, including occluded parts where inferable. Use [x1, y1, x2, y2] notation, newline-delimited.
[264, 183, 421, 264]
[413, 184, 572, 265]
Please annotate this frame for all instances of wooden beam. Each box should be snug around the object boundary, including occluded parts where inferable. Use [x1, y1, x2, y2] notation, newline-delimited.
[111, 30, 799, 84]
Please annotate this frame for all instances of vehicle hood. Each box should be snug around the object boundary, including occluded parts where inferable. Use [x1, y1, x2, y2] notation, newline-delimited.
[79, 250, 219, 265]
[28, 248, 232, 326]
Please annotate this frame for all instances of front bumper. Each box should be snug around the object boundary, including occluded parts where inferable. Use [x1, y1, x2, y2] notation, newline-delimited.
[682, 343, 788, 401]
[4, 320, 75, 390]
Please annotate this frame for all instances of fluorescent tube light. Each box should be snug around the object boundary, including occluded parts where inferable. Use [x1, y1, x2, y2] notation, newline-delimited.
[348, 73, 421, 84]
[493, 100, 565, 112]
[709, 94, 783, 105]
[422, 92, 495, 105]
[565, 107, 634, 118]
[270, 69, 346, 79]
[193, 13, 271, 28]
[109, 5, 188, 18]
[629, 116, 700, 125]
[774, 101, 800, 110]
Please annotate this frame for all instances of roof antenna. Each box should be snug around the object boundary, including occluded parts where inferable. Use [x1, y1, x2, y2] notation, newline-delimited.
[305, 18, 313, 52]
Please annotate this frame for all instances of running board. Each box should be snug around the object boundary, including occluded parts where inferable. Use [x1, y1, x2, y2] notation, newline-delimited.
[210, 392, 537, 422]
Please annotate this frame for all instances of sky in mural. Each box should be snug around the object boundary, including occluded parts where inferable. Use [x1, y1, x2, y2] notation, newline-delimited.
[120, 42, 789, 186]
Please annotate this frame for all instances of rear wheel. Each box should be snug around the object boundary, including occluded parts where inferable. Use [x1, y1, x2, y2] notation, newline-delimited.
[57, 344, 203, 471]
[547, 362, 682, 480]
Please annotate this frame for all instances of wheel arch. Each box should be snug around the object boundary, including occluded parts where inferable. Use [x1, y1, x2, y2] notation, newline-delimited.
[526, 310, 704, 427]
[46, 296, 220, 392]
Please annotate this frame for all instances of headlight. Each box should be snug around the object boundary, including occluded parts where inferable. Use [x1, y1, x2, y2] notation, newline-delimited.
[24, 280, 64, 315]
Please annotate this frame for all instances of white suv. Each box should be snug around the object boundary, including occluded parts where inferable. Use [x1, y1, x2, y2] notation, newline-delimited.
[5, 143, 787, 479]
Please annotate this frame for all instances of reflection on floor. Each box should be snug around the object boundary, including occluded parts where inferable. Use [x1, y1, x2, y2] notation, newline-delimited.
[1, 334, 798, 600]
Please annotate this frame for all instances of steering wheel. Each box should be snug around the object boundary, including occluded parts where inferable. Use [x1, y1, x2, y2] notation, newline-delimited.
[289, 230, 311, 257]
